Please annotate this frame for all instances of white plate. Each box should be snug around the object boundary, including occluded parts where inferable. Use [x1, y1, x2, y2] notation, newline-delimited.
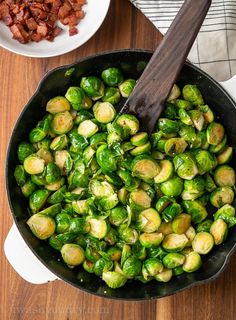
[0, 0, 110, 58]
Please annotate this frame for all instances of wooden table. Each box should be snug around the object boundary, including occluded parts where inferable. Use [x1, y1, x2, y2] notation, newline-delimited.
[0, 1, 236, 319]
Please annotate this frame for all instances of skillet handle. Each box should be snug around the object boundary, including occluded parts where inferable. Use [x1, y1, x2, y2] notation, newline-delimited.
[219, 75, 236, 102]
[4, 224, 58, 284]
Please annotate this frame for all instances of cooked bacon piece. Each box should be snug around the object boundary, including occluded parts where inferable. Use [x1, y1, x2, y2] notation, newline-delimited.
[10, 23, 28, 43]
[69, 26, 78, 36]
[25, 17, 37, 30]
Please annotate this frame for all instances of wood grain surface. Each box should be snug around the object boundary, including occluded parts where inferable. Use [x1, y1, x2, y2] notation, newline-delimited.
[0, 1, 236, 319]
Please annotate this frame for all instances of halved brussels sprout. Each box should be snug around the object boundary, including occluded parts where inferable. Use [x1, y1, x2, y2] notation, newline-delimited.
[14, 165, 27, 187]
[164, 138, 188, 157]
[162, 203, 183, 223]
[194, 150, 217, 175]
[160, 176, 183, 197]
[45, 162, 61, 184]
[155, 196, 173, 213]
[89, 179, 114, 198]
[18, 142, 36, 162]
[217, 146, 233, 164]
[142, 258, 163, 280]
[46, 96, 70, 114]
[65, 87, 92, 110]
[118, 225, 138, 245]
[74, 110, 93, 125]
[167, 84, 181, 101]
[55, 212, 71, 233]
[61, 243, 85, 266]
[24, 154, 45, 175]
[182, 176, 205, 201]
[196, 219, 212, 233]
[199, 104, 214, 124]
[210, 186, 234, 208]
[214, 165, 235, 187]
[205, 173, 217, 192]
[102, 271, 127, 289]
[178, 108, 193, 125]
[214, 204, 235, 220]
[182, 251, 202, 272]
[102, 87, 121, 104]
[123, 256, 142, 278]
[109, 206, 128, 226]
[136, 208, 161, 233]
[51, 111, 73, 135]
[163, 253, 185, 269]
[21, 179, 37, 197]
[27, 213, 55, 240]
[77, 119, 98, 138]
[209, 135, 227, 154]
[80, 76, 105, 100]
[131, 132, 148, 146]
[129, 189, 152, 211]
[154, 160, 173, 184]
[130, 142, 151, 156]
[117, 169, 139, 191]
[157, 222, 173, 236]
[182, 200, 207, 223]
[131, 155, 160, 183]
[87, 218, 108, 239]
[83, 260, 94, 273]
[158, 118, 179, 134]
[173, 266, 184, 276]
[101, 67, 124, 86]
[118, 188, 129, 205]
[45, 177, 65, 191]
[116, 114, 139, 135]
[173, 153, 198, 180]
[188, 110, 204, 131]
[182, 84, 204, 105]
[185, 226, 196, 246]
[119, 79, 136, 98]
[29, 189, 50, 213]
[37, 203, 61, 217]
[192, 232, 214, 254]
[69, 217, 90, 234]
[174, 99, 192, 110]
[172, 214, 191, 234]
[36, 149, 53, 164]
[210, 219, 228, 245]
[139, 232, 164, 247]
[155, 268, 173, 282]
[50, 135, 68, 151]
[107, 247, 122, 261]
[89, 132, 107, 149]
[94, 257, 113, 276]
[54, 150, 73, 175]
[206, 122, 225, 145]
[162, 233, 188, 252]
[93, 101, 116, 124]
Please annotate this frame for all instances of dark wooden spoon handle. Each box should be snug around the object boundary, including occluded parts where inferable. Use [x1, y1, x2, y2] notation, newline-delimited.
[121, 0, 212, 134]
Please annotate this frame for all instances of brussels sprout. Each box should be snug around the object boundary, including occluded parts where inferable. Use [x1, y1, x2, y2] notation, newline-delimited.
[65, 87, 92, 110]
[37, 203, 61, 217]
[214, 165, 235, 187]
[50, 135, 68, 151]
[155, 196, 173, 213]
[102, 271, 127, 289]
[151, 151, 165, 160]
[74, 110, 93, 125]
[162, 203, 183, 223]
[93, 102, 116, 124]
[178, 108, 193, 125]
[119, 79, 136, 98]
[94, 257, 113, 276]
[55, 212, 71, 233]
[69, 217, 90, 234]
[116, 114, 139, 135]
[50, 111, 73, 135]
[80, 76, 105, 100]
[173, 266, 184, 276]
[164, 138, 188, 157]
[46, 96, 70, 114]
[21, 179, 37, 197]
[182, 176, 205, 201]
[107, 247, 122, 261]
[122, 256, 142, 278]
[29, 189, 50, 213]
[139, 232, 164, 247]
[29, 126, 47, 144]
[167, 84, 181, 101]
[210, 187, 234, 208]
[142, 258, 163, 279]
[101, 67, 124, 86]
[27, 213, 55, 240]
[24, 154, 45, 175]
[130, 132, 148, 147]
[136, 208, 161, 233]
[196, 194, 210, 207]
[158, 118, 179, 134]
[155, 268, 173, 282]
[182, 84, 204, 105]
[89, 132, 107, 149]
[129, 189, 152, 211]
[131, 155, 160, 183]
[120, 244, 131, 266]
[45, 177, 65, 191]
[174, 99, 192, 110]
[173, 153, 198, 180]
[96, 144, 119, 173]
[206, 122, 225, 145]
[71, 199, 89, 215]
[157, 222, 173, 236]
[118, 225, 138, 245]
[217, 146, 233, 164]
[83, 260, 94, 273]
[154, 160, 173, 184]
[118, 188, 129, 205]
[87, 218, 108, 239]
[54, 150, 73, 175]
[147, 246, 168, 260]
[131, 242, 146, 260]
[192, 232, 214, 254]
[36, 149, 53, 165]
[199, 104, 215, 123]
[31, 171, 47, 186]
[182, 252, 202, 272]
[117, 170, 138, 192]
[188, 110, 204, 131]
[185, 226, 196, 246]
[49, 235, 63, 251]
[163, 253, 185, 269]
[89, 179, 114, 198]
[160, 176, 183, 197]
[61, 243, 85, 266]
[45, 163, 61, 184]
[205, 173, 217, 192]
[77, 119, 98, 138]
[172, 214, 191, 234]
[14, 165, 27, 187]
[18, 142, 36, 162]
[102, 87, 121, 104]
[214, 204, 235, 220]
[96, 193, 119, 210]
[196, 219, 213, 233]
[109, 206, 128, 226]
[163, 102, 178, 119]
[182, 200, 207, 223]
[162, 233, 188, 252]
[210, 219, 228, 245]
[130, 142, 151, 156]
[209, 135, 227, 154]
[193, 150, 217, 175]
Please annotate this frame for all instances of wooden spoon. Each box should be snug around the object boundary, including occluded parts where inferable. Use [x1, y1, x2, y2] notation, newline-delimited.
[120, 0, 212, 134]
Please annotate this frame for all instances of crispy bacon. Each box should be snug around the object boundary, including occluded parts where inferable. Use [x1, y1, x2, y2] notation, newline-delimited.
[0, 0, 86, 44]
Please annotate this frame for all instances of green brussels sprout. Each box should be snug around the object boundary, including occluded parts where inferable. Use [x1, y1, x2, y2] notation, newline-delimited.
[162, 233, 188, 252]
[136, 208, 161, 233]
[129, 189, 152, 211]
[93, 101, 116, 124]
[155, 268, 173, 282]
[163, 102, 178, 119]
[37, 203, 61, 217]
[27, 213, 55, 240]
[45, 163, 61, 184]
[196, 194, 210, 207]
[205, 173, 217, 192]
[68, 128, 89, 153]
[214, 204, 235, 220]
[210, 187, 234, 208]
[29, 189, 50, 213]
[96, 144, 119, 173]
[160, 176, 183, 197]
[154, 160, 173, 184]
[109, 206, 128, 226]
[121, 244, 131, 266]
[217, 146, 233, 165]
[89, 179, 114, 198]
[173, 153, 198, 180]
[158, 222, 173, 236]
[122, 256, 142, 278]
[31, 171, 47, 186]
[167, 84, 181, 101]
[45, 177, 65, 191]
[119, 79, 136, 98]
[131, 242, 147, 260]
[21, 179, 37, 197]
[151, 151, 165, 160]
[65, 87, 92, 110]
[82, 146, 95, 166]
[51, 111, 73, 135]
[185, 226, 196, 246]
[102, 271, 127, 289]
[199, 104, 215, 123]
[155, 196, 173, 213]
[182, 84, 204, 105]
[24, 154, 45, 175]
[29, 126, 47, 144]
[188, 110, 204, 131]
[210, 219, 228, 245]
[54, 150, 73, 175]
[147, 246, 168, 260]
[77, 119, 98, 138]
[74, 110, 93, 125]
[35, 137, 51, 150]
[192, 232, 214, 254]
[182, 176, 205, 201]
[139, 232, 164, 247]
[178, 108, 193, 125]
[69, 217, 90, 234]
[142, 258, 163, 280]
[90, 132, 107, 149]
[94, 257, 113, 276]
[80, 76, 105, 100]
[46, 96, 70, 114]
[162, 203, 183, 223]
[207, 122, 225, 145]
[102, 87, 121, 104]
[55, 212, 71, 233]
[214, 165, 235, 187]
[163, 253, 185, 269]
[83, 260, 94, 273]
[209, 135, 227, 154]
[164, 138, 188, 157]
[107, 247, 122, 261]
[118, 225, 138, 245]
[101, 67, 124, 86]
[118, 187, 129, 205]
[116, 114, 139, 135]
[87, 218, 108, 239]
[182, 200, 207, 223]
[96, 194, 119, 211]
[117, 169, 139, 191]
[72, 199, 90, 215]
[173, 266, 184, 276]
[17, 142, 36, 162]
[193, 150, 217, 175]
[61, 243, 85, 266]
[131, 155, 160, 183]
[50, 135, 68, 151]
[49, 235, 63, 251]
[130, 132, 148, 147]
[130, 141, 151, 156]
[174, 99, 192, 110]
[121, 141, 135, 153]
[36, 149, 53, 165]
[182, 251, 202, 272]
[172, 214, 191, 234]
[158, 118, 179, 134]
[196, 219, 213, 233]
[14, 165, 27, 187]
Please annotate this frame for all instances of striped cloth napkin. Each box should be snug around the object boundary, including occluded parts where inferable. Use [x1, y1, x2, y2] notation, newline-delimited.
[130, 0, 236, 81]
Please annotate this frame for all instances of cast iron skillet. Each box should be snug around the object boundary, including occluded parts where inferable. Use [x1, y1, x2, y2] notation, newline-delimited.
[6, 49, 236, 300]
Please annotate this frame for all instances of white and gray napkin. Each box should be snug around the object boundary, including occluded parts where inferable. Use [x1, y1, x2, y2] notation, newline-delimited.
[130, 0, 236, 81]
